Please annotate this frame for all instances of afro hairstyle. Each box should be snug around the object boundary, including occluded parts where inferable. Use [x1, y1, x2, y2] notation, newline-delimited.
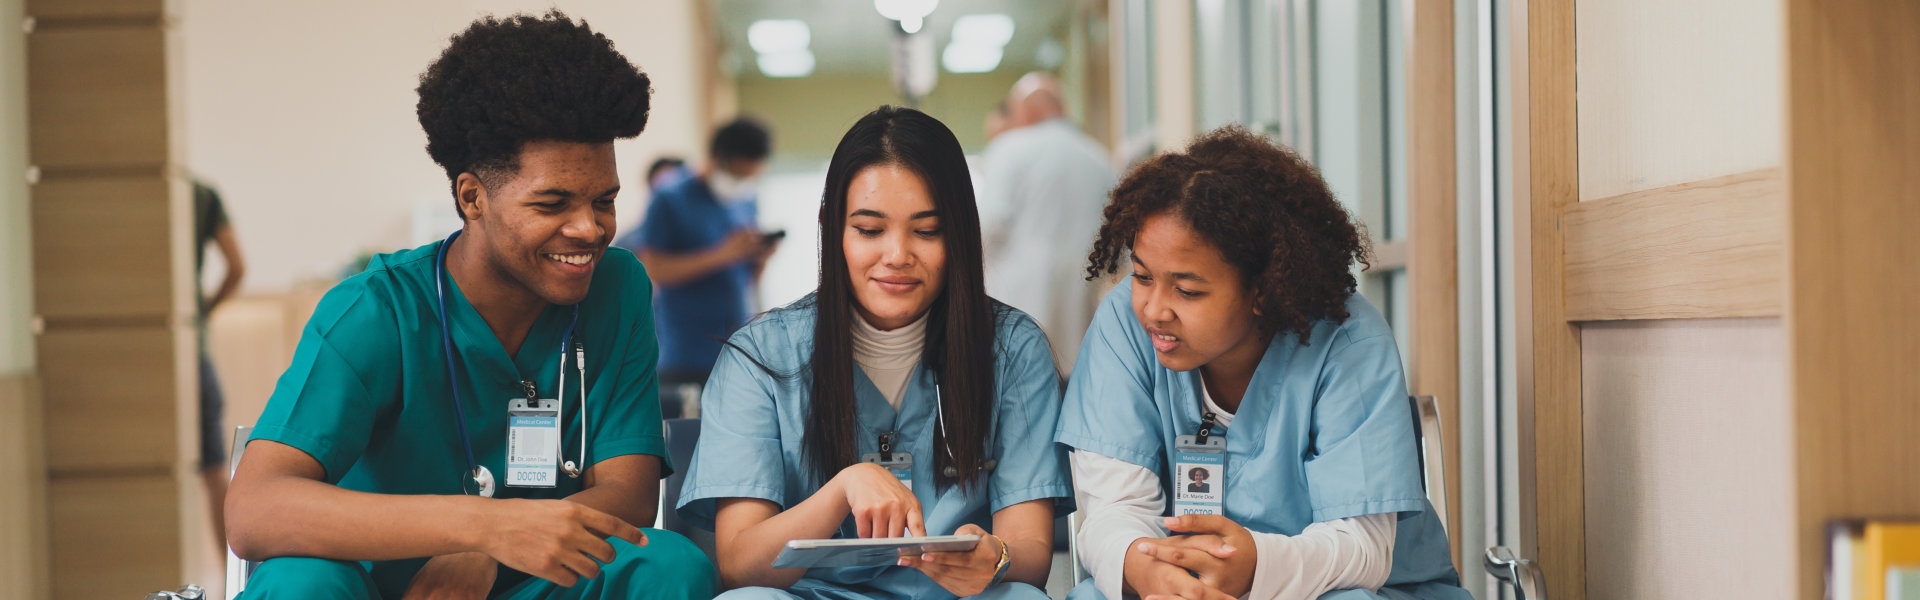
[416, 10, 653, 213]
[1086, 126, 1372, 346]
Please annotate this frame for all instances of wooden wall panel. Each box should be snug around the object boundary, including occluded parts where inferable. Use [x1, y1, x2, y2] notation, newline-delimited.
[47, 474, 182, 599]
[0, 374, 50, 600]
[1525, 0, 1586, 598]
[26, 0, 164, 21]
[1786, 0, 1920, 598]
[30, 177, 178, 320]
[1563, 168, 1785, 321]
[1408, 0, 1462, 569]
[37, 324, 184, 473]
[26, 26, 168, 172]
[25, 0, 191, 596]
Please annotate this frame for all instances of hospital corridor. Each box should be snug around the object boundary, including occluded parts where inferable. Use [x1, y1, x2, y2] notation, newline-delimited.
[0, 0, 1915, 599]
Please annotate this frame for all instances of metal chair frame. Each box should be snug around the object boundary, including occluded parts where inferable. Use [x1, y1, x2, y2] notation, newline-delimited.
[1409, 395, 1546, 600]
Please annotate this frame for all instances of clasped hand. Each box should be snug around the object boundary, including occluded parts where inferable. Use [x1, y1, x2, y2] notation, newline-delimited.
[1126, 515, 1259, 600]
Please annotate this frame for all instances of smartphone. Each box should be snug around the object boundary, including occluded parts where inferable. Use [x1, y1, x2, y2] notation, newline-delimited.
[760, 229, 788, 245]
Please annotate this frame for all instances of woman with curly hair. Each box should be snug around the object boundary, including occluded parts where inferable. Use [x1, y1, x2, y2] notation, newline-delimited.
[1055, 127, 1469, 600]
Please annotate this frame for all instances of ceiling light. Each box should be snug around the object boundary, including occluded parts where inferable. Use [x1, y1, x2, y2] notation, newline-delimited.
[757, 50, 815, 78]
[874, 0, 938, 23]
[950, 14, 1014, 47]
[941, 42, 1003, 74]
[747, 19, 811, 54]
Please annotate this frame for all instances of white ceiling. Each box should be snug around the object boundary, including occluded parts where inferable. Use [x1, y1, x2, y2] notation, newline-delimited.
[710, 0, 1074, 78]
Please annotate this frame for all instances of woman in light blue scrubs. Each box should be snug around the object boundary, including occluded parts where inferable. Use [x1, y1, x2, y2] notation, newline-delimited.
[676, 106, 1070, 600]
[1056, 127, 1470, 600]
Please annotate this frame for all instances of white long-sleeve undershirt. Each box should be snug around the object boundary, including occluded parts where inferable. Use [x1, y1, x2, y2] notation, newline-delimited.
[1072, 410, 1398, 600]
[1071, 451, 1397, 600]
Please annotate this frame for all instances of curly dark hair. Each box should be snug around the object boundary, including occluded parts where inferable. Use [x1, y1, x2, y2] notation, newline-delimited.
[416, 10, 653, 215]
[1086, 126, 1371, 345]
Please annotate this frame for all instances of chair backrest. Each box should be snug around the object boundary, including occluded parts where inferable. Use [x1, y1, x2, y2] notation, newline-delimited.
[1409, 395, 1449, 533]
[226, 426, 255, 600]
[661, 418, 717, 561]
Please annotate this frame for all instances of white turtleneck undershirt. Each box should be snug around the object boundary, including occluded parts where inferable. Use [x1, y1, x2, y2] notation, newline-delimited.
[851, 310, 929, 410]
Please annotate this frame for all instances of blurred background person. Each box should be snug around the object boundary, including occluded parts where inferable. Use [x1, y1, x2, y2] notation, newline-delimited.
[978, 72, 1116, 373]
[648, 156, 690, 190]
[193, 179, 245, 554]
[618, 118, 779, 418]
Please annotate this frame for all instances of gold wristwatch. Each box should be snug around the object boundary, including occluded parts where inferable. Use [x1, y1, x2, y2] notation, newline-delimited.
[988, 533, 1012, 584]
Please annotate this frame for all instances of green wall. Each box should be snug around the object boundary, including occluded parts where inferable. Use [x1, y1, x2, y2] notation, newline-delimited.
[736, 71, 1026, 159]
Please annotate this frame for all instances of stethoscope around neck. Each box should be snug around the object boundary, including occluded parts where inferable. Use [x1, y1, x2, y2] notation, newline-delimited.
[929, 374, 999, 478]
[435, 230, 588, 497]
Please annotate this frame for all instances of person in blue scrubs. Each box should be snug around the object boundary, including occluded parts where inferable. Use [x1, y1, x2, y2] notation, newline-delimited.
[676, 106, 1071, 600]
[616, 119, 779, 418]
[1056, 127, 1470, 600]
[226, 12, 714, 599]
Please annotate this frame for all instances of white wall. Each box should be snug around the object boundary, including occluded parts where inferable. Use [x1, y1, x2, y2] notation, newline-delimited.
[181, 0, 709, 294]
[1580, 319, 1792, 598]
[1574, 0, 1791, 597]
[1576, 0, 1784, 200]
[1, 0, 29, 372]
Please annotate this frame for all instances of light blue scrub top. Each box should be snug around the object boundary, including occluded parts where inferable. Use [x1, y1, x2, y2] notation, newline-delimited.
[677, 295, 1073, 600]
[1055, 284, 1469, 599]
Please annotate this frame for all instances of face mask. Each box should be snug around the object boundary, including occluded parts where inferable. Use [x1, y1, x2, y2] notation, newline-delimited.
[708, 170, 759, 206]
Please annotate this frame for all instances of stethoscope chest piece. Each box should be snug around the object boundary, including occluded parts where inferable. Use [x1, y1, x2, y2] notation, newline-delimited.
[465, 465, 496, 498]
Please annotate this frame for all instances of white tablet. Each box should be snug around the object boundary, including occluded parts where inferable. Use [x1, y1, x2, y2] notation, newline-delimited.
[770, 534, 982, 569]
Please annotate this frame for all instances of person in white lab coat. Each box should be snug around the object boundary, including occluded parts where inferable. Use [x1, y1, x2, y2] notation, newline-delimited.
[978, 73, 1117, 374]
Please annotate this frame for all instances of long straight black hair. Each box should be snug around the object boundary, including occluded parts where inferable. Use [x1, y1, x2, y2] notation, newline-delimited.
[807, 105, 998, 489]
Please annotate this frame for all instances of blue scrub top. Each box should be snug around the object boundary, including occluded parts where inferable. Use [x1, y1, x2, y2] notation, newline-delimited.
[1055, 284, 1468, 598]
[619, 175, 757, 372]
[677, 295, 1072, 599]
[250, 241, 671, 598]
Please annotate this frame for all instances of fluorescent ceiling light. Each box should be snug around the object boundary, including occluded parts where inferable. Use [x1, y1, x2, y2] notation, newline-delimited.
[757, 50, 815, 78]
[941, 42, 1003, 74]
[874, 0, 938, 22]
[747, 19, 810, 54]
[951, 14, 1014, 47]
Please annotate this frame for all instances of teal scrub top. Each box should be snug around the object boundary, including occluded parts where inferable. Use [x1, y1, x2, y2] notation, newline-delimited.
[250, 240, 670, 596]
[1054, 284, 1469, 598]
[676, 295, 1072, 599]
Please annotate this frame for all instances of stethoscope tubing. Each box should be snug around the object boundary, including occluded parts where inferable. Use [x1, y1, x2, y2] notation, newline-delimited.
[435, 231, 484, 481]
[435, 230, 587, 496]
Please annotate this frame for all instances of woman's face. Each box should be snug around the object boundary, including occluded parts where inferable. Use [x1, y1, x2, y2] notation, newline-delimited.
[1129, 212, 1265, 373]
[844, 164, 947, 330]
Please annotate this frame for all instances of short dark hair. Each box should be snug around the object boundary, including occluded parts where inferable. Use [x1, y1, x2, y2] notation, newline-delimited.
[416, 10, 653, 215]
[1087, 126, 1372, 346]
[709, 117, 772, 162]
[646, 157, 685, 182]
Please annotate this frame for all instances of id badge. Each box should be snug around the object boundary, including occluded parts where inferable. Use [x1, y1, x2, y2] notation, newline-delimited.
[507, 398, 560, 488]
[1173, 435, 1225, 516]
[860, 451, 914, 492]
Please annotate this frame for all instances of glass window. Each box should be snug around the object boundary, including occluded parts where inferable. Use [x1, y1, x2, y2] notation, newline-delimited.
[1193, 0, 1251, 131]
[1122, 0, 1156, 144]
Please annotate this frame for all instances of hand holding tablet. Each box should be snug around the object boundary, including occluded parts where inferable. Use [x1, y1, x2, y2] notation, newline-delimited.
[771, 534, 982, 569]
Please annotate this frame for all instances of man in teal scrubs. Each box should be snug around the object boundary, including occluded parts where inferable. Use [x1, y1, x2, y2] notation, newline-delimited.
[226, 11, 715, 599]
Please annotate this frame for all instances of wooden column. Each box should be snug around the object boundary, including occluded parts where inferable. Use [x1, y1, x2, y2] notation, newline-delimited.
[1520, 0, 1585, 598]
[1786, 0, 1920, 598]
[25, 0, 195, 596]
[1407, 0, 1462, 570]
